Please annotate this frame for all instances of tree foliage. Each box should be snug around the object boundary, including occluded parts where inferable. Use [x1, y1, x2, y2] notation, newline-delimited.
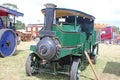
[113, 26, 120, 34]
[16, 20, 25, 29]
[2, 3, 18, 10]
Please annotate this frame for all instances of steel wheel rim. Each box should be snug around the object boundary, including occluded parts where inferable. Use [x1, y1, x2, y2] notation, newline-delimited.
[70, 58, 81, 80]
[26, 53, 40, 76]
[0, 29, 17, 57]
[92, 44, 98, 64]
[76, 64, 81, 80]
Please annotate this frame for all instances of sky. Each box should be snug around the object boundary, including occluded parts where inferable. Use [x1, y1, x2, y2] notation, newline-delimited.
[1, 0, 120, 27]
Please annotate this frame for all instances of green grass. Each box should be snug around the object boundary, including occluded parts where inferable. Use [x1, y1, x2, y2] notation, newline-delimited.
[0, 42, 120, 80]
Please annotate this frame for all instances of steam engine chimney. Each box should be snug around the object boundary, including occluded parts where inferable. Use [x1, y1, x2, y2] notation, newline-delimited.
[44, 3, 57, 31]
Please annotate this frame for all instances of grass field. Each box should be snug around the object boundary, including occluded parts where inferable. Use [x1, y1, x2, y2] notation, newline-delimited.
[0, 41, 120, 80]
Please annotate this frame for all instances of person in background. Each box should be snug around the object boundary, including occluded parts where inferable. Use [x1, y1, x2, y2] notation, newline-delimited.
[33, 33, 36, 40]
[0, 17, 3, 29]
[7, 18, 12, 29]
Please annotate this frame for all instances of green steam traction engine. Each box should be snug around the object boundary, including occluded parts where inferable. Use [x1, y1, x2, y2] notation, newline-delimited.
[25, 4, 100, 80]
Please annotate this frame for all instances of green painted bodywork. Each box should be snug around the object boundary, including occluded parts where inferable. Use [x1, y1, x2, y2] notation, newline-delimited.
[52, 25, 83, 47]
[51, 24, 97, 58]
[30, 45, 36, 52]
[59, 45, 83, 59]
[92, 30, 100, 45]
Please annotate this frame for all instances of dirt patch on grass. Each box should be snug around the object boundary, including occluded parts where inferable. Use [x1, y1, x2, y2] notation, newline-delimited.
[98, 43, 120, 80]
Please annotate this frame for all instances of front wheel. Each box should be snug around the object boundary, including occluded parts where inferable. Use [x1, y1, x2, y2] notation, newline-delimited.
[25, 53, 40, 76]
[70, 58, 81, 80]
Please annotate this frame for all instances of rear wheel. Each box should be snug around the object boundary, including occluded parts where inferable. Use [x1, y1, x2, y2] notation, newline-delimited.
[70, 58, 81, 80]
[91, 44, 99, 64]
[0, 29, 17, 57]
[25, 53, 40, 76]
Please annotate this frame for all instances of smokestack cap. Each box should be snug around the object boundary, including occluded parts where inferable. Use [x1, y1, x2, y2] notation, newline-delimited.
[44, 3, 57, 8]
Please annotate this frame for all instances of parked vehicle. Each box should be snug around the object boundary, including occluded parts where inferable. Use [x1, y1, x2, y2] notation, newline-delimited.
[0, 5, 24, 57]
[101, 26, 115, 44]
[25, 3, 99, 80]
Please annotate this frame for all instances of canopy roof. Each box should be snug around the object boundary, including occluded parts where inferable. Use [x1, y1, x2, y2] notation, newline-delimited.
[0, 5, 24, 16]
[41, 8, 95, 20]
